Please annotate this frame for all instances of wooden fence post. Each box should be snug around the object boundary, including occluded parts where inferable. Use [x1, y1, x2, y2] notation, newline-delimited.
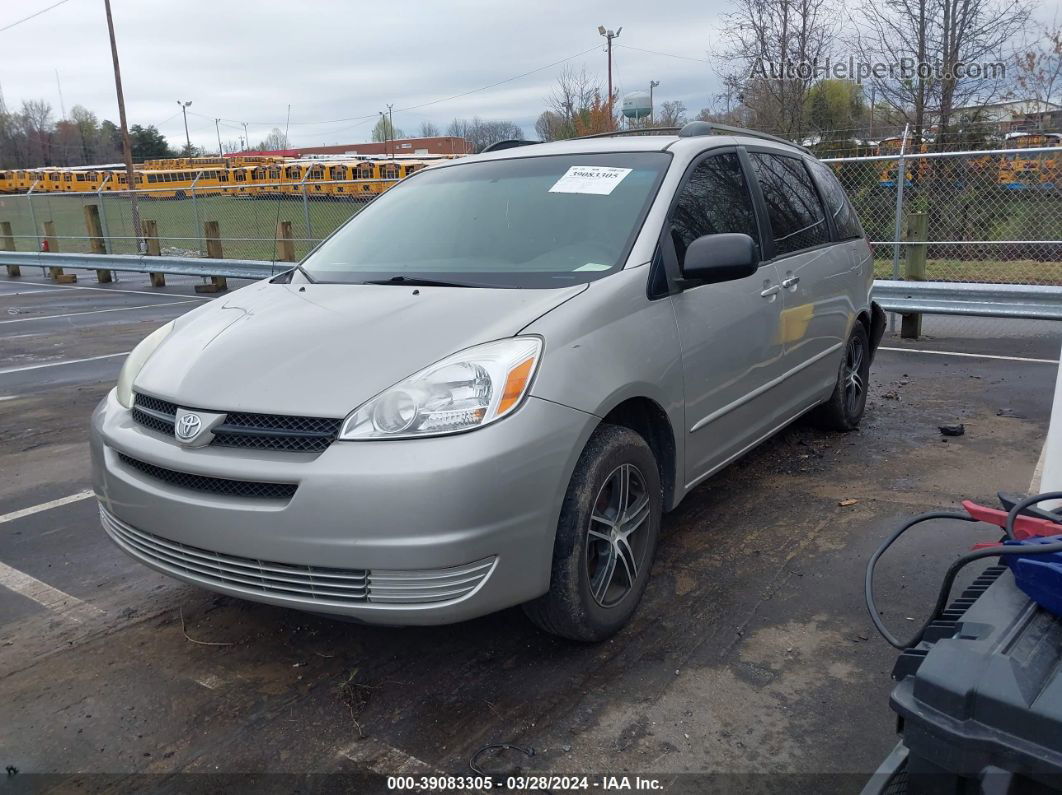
[901, 212, 928, 340]
[276, 220, 296, 263]
[196, 220, 228, 293]
[142, 219, 165, 287]
[43, 221, 76, 283]
[83, 205, 113, 283]
[1, 221, 18, 277]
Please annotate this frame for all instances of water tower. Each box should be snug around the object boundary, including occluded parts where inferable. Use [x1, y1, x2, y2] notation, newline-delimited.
[622, 91, 652, 120]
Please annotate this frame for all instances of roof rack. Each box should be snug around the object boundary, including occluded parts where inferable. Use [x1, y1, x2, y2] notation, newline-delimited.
[570, 122, 810, 153]
[677, 121, 811, 153]
[572, 127, 680, 140]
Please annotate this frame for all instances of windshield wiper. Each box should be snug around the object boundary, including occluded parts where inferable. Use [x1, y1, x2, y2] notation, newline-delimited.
[362, 275, 482, 288]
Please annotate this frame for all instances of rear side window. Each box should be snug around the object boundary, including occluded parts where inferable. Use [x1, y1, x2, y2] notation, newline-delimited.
[670, 152, 759, 268]
[749, 152, 829, 256]
[807, 159, 864, 241]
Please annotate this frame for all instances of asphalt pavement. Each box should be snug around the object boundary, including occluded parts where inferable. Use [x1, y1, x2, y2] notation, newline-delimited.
[0, 269, 1059, 792]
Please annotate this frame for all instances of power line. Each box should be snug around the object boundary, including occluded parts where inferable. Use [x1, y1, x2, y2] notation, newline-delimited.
[395, 44, 601, 113]
[181, 44, 602, 129]
[615, 43, 710, 64]
[0, 0, 74, 34]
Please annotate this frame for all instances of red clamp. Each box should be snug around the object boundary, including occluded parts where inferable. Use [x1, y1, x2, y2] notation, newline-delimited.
[964, 500, 1062, 550]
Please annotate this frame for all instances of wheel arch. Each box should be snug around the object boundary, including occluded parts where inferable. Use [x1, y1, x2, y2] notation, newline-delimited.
[599, 396, 679, 512]
[859, 302, 887, 362]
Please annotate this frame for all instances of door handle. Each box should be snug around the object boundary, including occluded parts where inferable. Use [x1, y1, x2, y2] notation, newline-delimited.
[760, 285, 780, 298]
[781, 276, 800, 289]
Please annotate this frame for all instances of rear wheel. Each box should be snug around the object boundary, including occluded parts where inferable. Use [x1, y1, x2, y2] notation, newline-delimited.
[523, 424, 661, 641]
[813, 323, 870, 431]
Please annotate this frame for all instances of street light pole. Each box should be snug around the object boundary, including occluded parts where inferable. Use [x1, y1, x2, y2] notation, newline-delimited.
[649, 80, 660, 125]
[177, 100, 192, 155]
[387, 103, 395, 159]
[598, 25, 622, 123]
[103, 0, 143, 253]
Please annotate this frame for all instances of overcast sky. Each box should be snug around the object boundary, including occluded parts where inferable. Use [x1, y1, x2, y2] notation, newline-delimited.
[0, 0, 727, 151]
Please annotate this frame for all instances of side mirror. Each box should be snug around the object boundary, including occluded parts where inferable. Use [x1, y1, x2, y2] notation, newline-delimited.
[680, 233, 758, 285]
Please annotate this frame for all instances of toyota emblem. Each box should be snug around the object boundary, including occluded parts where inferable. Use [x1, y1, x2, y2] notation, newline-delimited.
[175, 413, 203, 442]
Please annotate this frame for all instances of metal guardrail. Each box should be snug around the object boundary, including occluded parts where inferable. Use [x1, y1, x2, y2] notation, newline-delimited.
[1, 250, 280, 280]
[872, 279, 1062, 321]
[2, 252, 1061, 321]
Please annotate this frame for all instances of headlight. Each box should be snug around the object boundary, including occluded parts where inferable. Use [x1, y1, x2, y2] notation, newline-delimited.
[115, 321, 175, 408]
[339, 337, 542, 440]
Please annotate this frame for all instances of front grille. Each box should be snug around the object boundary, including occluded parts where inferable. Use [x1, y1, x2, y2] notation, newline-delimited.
[99, 505, 497, 608]
[132, 393, 342, 453]
[101, 506, 368, 604]
[117, 453, 297, 500]
[131, 394, 177, 436]
[213, 411, 342, 453]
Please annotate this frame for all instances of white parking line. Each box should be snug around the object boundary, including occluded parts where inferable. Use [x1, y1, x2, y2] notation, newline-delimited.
[0, 490, 104, 622]
[0, 491, 94, 525]
[0, 288, 68, 296]
[879, 346, 1059, 365]
[0, 300, 197, 324]
[0, 279, 214, 301]
[0, 351, 129, 375]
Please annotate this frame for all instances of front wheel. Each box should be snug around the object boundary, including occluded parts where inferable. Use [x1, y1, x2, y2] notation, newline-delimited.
[812, 323, 870, 431]
[523, 424, 661, 642]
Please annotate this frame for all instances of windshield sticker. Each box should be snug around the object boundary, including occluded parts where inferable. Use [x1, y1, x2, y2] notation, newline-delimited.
[574, 263, 611, 271]
[549, 166, 632, 196]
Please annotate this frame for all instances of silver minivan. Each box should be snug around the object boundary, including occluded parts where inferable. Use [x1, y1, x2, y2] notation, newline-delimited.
[91, 123, 884, 641]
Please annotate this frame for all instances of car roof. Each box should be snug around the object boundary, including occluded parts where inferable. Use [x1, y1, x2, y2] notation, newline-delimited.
[452, 131, 808, 166]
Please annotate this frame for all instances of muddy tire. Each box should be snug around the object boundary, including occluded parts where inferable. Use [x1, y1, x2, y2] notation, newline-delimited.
[523, 424, 661, 642]
[812, 323, 870, 431]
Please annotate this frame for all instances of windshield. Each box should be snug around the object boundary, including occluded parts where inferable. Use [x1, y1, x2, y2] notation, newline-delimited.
[300, 152, 671, 288]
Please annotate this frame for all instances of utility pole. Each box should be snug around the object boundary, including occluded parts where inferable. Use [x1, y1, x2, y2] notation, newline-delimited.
[649, 80, 659, 124]
[177, 100, 192, 155]
[103, 0, 143, 253]
[598, 25, 622, 123]
[242, 122, 249, 150]
[215, 118, 223, 156]
[55, 70, 66, 119]
[387, 103, 395, 159]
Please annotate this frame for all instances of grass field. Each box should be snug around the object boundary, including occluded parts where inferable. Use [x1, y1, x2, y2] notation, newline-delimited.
[873, 258, 1062, 284]
[1, 191, 1059, 285]
[0, 193, 365, 261]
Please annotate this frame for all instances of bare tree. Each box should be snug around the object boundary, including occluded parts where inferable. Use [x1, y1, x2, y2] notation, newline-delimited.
[20, 99, 54, 165]
[535, 110, 564, 141]
[256, 127, 290, 150]
[657, 100, 688, 127]
[713, 0, 839, 137]
[418, 120, 440, 137]
[446, 117, 523, 153]
[1013, 19, 1062, 116]
[543, 66, 617, 138]
[849, 0, 1032, 145]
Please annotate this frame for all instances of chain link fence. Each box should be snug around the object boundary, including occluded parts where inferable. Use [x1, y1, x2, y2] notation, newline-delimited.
[1, 148, 1060, 286]
[821, 146, 1061, 286]
[0, 178, 398, 263]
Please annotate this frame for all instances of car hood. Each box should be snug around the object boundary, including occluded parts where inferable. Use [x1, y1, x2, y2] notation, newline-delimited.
[135, 280, 586, 417]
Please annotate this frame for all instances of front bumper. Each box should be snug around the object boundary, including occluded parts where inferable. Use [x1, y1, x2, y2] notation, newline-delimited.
[91, 389, 596, 625]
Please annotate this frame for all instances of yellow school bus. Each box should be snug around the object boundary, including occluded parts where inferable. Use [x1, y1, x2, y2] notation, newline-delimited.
[998, 133, 1061, 190]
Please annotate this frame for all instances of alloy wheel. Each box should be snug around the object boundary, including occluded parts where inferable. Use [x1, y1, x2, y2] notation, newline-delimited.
[586, 463, 651, 608]
[844, 336, 866, 416]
